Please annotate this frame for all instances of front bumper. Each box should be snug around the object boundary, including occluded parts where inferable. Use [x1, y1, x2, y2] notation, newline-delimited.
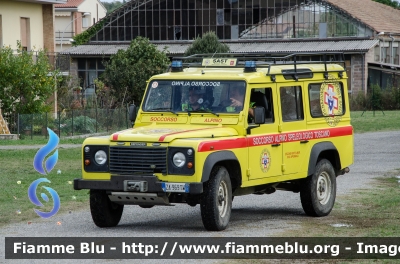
[74, 175, 203, 194]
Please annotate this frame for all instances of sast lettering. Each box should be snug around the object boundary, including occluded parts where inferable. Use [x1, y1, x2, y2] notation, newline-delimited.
[213, 58, 227, 64]
[150, 117, 178, 122]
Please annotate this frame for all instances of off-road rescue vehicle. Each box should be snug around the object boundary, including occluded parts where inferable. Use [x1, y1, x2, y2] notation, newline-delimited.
[74, 53, 354, 231]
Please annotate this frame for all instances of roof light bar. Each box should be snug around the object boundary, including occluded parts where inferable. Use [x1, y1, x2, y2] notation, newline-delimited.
[244, 61, 256, 73]
[171, 60, 183, 72]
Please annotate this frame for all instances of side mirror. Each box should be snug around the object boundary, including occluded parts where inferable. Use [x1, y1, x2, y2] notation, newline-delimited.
[129, 103, 137, 123]
[253, 107, 265, 124]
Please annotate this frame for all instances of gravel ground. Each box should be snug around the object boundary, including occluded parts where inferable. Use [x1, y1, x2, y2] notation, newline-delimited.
[1, 130, 400, 263]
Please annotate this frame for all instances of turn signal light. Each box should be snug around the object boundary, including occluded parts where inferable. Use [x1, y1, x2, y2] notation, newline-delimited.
[84, 159, 91, 166]
[187, 162, 193, 169]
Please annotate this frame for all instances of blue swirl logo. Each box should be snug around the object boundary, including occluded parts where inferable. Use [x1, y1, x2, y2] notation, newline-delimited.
[33, 128, 59, 175]
[29, 128, 61, 218]
[28, 178, 60, 218]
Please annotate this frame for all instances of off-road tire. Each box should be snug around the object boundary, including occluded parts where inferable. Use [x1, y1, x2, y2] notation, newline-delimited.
[200, 166, 232, 231]
[300, 159, 336, 216]
[90, 190, 124, 227]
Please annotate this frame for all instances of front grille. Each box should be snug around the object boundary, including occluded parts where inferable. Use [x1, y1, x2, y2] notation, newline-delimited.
[109, 147, 167, 174]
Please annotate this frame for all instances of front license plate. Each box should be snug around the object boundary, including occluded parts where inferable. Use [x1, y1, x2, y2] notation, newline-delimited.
[161, 183, 189, 193]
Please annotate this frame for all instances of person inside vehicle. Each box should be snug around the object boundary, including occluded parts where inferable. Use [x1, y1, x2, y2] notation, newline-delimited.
[227, 84, 257, 118]
[182, 88, 205, 111]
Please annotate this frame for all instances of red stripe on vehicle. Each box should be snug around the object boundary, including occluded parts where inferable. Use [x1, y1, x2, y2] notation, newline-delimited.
[112, 133, 119, 140]
[198, 138, 248, 152]
[198, 126, 353, 152]
[159, 127, 220, 142]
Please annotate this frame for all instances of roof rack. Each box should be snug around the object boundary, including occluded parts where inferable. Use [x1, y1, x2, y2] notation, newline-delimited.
[171, 52, 346, 81]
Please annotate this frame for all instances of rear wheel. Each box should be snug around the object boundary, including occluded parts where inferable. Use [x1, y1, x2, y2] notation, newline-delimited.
[300, 159, 336, 216]
[200, 166, 232, 231]
[90, 190, 124, 227]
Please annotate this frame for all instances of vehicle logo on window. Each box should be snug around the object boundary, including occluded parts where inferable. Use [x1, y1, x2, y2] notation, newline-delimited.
[320, 76, 343, 127]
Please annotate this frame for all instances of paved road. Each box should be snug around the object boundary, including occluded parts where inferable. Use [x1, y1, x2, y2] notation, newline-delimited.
[1, 130, 400, 263]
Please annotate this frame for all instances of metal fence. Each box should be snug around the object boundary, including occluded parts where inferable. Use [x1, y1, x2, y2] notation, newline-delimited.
[7, 108, 131, 139]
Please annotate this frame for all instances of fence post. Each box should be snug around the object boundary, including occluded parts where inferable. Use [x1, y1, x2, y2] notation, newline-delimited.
[72, 109, 74, 136]
[30, 114, 33, 140]
[84, 108, 86, 134]
[95, 107, 98, 133]
[45, 112, 48, 139]
[125, 104, 128, 128]
[17, 113, 20, 137]
[58, 111, 61, 138]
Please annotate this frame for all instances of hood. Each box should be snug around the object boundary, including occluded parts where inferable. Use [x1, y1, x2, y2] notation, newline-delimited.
[110, 125, 238, 143]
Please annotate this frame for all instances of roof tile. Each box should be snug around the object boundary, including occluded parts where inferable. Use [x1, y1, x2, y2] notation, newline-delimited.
[326, 0, 400, 34]
[61, 40, 379, 56]
[55, 0, 84, 8]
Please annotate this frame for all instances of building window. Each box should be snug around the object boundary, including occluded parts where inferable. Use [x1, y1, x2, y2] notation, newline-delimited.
[90, 0, 372, 42]
[20, 17, 30, 51]
[77, 58, 106, 98]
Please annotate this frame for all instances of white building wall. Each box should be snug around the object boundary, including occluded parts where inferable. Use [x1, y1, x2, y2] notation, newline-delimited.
[0, 0, 44, 50]
[55, 0, 106, 52]
[78, 0, 107, 26]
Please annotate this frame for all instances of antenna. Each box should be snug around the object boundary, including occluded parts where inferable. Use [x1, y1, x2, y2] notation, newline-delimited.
[202, 50, 218, 74]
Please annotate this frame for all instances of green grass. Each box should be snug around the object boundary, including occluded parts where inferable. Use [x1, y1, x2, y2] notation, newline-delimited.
[351, 110, 400, 133]
[0, 136, 85, 146]
[0, 148, 87, 227]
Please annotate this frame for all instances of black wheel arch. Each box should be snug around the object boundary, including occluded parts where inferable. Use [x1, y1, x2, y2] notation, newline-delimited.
[201, 151, 242, 191]
[308, 142, 341, 176]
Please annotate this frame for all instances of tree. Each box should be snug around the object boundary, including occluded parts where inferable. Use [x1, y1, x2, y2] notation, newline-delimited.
[184, 31, 230, 57]
[0, 43, 55, 114]
[101, 1, 125, 14]
[373, 0, 399, 8]
[101, 36, 170, 106]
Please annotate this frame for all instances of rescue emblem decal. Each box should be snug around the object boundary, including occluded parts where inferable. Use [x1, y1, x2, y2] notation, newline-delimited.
[260, 149, 271, 173]
[320, 75, 343, 127]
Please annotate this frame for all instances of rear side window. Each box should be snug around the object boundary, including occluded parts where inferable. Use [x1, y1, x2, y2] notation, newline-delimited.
[280, 86, 304, 122]
[308, 82, 345, 118]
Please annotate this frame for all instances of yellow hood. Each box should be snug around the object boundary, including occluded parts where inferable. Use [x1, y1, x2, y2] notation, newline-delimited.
[110, 125, 238, 143]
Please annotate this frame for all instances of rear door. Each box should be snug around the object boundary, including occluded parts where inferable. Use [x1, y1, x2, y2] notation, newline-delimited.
[278, 84, 309, 176]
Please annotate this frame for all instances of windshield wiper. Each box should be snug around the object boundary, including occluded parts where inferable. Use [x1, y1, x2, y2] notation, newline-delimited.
[149, 108, 178, 116]
[188, 109, 219, 117]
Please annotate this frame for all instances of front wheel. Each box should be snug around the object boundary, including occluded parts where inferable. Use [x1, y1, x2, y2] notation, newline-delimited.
[200, 166, 232, 231]
[90, 190, 124, 227]
[300, 159, 336, 216]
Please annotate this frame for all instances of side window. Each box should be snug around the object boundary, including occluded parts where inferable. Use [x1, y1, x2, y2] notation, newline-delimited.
[250, 88, 274, 123]
[280, 86, 304, 122]
[308, 82, 345, 118]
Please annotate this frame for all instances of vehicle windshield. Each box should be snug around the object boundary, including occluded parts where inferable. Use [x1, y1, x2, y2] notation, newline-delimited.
[143, 80, 246, 114]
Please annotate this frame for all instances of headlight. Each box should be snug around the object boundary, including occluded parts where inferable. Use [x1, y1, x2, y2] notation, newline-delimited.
[94, 150, 107, 165]
[173, 152, 186, 167]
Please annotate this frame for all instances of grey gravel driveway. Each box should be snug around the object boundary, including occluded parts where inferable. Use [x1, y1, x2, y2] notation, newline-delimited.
[1, 130, 400, 263]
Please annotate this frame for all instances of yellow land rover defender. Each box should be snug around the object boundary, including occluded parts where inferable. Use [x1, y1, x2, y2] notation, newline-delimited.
[74, 53, 353, 231]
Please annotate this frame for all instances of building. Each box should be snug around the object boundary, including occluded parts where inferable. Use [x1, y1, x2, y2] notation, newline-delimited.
[62, 0, 400, 95]
[55, 0, 107, 52]
[0, 0, 67, 52]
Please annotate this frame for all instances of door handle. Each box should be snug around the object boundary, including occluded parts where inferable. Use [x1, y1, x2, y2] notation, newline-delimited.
[272, 144, 281, 147]
[300, 140, 309, 144]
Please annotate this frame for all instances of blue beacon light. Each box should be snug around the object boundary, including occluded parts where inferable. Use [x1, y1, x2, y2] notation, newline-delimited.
[244, 61, 257, 72]
[171, 60, 183, 72]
